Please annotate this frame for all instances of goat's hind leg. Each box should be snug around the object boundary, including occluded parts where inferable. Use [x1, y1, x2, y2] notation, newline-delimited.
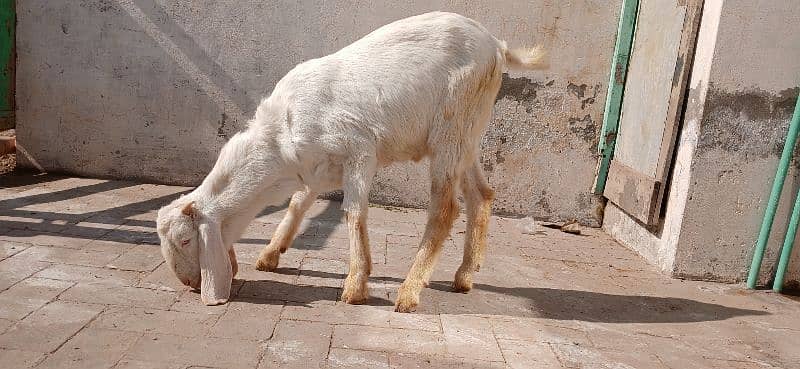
[395, 164, 461, 313]
[453, 160, 493, 292]
[255, 188, 318, 271]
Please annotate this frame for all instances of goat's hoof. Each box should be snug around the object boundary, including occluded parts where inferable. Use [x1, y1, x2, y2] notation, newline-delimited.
[452, 281, 472, 293]
[341, 290, 368, 305]
[394, 289, 419, 313]
[341, 279, 369, 305]
[201, 297, 228, 306]
[453, 271, 472, 293]
[254, 254, 279, 272]
[394, 299, 418, 313]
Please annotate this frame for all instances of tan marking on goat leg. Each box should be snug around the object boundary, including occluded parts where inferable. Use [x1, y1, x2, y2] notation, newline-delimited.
[229, 248, 238, 278]
[342, 211, 371, 304]
[396, 180, 459, 312]
[454, 162, 494, 292]
[255, 189, 317, 272]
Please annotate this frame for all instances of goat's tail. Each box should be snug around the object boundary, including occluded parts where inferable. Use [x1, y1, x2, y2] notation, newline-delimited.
[502, 43, 548, 70]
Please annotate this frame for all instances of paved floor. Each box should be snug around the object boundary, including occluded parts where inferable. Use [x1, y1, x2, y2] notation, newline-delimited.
[0, 174, 799, 368]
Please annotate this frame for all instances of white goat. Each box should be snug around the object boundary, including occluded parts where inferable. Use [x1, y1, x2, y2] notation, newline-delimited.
[156, 11, 545, 312]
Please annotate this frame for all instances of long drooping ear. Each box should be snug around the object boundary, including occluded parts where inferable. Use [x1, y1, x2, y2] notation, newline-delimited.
[198, 220, 232, 305]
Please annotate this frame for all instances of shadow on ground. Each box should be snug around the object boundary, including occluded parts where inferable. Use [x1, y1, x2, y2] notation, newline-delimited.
[229, 274, 395, 307]
[442, 282, 768, 323]
[1, 173, 347, 246]
[258, 267, 768, 323]
[0, 173, 769, 323]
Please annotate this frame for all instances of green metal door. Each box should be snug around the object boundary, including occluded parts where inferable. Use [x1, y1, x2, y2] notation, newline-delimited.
[0, 0, 13, 130]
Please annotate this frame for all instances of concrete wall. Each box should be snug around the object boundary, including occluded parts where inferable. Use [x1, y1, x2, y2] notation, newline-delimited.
[605, 0, 800, 288]
[15, 0, 621, 225]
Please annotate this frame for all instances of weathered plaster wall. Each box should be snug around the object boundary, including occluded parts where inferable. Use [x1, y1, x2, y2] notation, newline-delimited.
[675, 0, 800, 286]
[15, 0, 620, 225]
[605, 0, 800, 287]
[602, 0, 723, 275]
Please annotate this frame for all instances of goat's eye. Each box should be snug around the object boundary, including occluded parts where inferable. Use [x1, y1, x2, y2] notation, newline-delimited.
[180, 239, 190, 246]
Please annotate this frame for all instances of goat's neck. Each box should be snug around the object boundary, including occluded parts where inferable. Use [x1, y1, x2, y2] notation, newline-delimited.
[193, 156, 299, 245]
[200, 157, 297, 213]
[196, 99, 301, 244]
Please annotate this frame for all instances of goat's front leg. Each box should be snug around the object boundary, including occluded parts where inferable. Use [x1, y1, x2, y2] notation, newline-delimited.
[341, 208, 371, 304]
[255, 188, 317, 271]
[340, 156, 377, 304]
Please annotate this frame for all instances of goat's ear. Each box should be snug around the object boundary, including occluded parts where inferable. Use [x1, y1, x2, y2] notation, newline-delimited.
[197, 220, 232, 305]
[181, 201, 197, 220]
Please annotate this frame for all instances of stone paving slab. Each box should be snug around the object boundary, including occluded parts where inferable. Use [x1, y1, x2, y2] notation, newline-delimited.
[260, 319, 333, 369]
[124, 332, 262, 369]
[0, 300, 104, 353]
[0, 174, 799, 368]
[34, 327, 141, 369]
[0, 277, 74, 320]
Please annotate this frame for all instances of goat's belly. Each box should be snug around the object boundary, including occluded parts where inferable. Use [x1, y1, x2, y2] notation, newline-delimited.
[376, 139, 430, 167]
[299, 159, 344, 193]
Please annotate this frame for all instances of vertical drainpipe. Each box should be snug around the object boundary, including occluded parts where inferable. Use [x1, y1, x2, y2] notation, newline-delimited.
[747, 92, 800, 289]
[593, 0, 639, 194]
[771, 93, 800, 292]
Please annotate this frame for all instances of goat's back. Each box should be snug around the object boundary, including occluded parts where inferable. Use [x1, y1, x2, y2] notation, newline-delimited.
[265, 12, 508, 164]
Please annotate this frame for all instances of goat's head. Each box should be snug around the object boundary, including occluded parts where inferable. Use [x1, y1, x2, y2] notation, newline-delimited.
[156, 198, 232, 305]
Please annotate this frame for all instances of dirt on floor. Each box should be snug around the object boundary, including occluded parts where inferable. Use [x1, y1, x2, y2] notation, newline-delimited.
[0, 153, 14, 175]
[0, 129, 15, 175]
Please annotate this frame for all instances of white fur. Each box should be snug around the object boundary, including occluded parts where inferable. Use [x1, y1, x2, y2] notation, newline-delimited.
[156, 12, 546, 306]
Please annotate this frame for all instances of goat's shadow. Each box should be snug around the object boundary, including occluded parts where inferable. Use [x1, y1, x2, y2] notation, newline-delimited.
[236, 267, 769, 323]
[229, 271, 395, 307]
[0, 174, 772, 323]
[234, 200, 769, 323]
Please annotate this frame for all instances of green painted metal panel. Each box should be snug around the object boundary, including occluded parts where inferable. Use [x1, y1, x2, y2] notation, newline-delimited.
[0, 0, 13, 127]
[593, 0, 639, 194]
